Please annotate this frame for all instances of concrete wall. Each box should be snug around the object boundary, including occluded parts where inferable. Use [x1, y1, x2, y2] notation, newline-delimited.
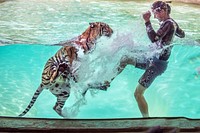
[172, 0, 200, 4]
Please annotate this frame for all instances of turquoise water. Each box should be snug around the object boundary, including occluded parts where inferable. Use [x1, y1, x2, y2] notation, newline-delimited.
[0, 0, 200, 118]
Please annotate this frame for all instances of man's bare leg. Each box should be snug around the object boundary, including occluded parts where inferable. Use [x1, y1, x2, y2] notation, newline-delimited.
[134, 84, 149, 117]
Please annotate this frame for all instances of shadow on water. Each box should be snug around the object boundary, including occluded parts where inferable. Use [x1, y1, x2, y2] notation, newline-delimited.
[196, 39, 200, 44]
[0, 0, 13, 4]
[0, 0, 6, 4]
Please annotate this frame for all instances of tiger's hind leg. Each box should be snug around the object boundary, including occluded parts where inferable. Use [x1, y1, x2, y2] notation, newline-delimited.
[52, 83, 70, 117]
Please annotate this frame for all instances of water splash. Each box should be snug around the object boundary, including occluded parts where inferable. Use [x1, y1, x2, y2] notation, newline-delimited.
[60, 26, 200, 118]
[62, 97, 87, 118]
[61, 29, 171, 117]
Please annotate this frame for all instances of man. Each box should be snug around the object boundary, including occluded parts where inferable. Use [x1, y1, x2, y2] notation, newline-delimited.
[90, 1, 185, 117]
[120, 1, 185, 117]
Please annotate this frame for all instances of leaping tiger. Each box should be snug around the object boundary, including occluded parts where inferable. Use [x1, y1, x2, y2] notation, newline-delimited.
[19, 22, 113, 117]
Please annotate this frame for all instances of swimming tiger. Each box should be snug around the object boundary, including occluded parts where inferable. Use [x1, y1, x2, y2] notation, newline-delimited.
[19, 22, 113, 117]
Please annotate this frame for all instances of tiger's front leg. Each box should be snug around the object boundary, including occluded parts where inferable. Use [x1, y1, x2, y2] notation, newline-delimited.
[87, 81, 110, 91]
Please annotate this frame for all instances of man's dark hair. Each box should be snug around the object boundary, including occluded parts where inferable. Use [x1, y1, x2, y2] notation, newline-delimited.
[151, 1, 171, 14]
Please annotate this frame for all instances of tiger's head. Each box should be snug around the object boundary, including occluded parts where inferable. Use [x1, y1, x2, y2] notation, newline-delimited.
[80, 22, 113, 53]
[89, 22, 113, 38]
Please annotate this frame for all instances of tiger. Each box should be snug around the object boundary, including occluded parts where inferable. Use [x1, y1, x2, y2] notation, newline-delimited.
[19, 22, 113, 117]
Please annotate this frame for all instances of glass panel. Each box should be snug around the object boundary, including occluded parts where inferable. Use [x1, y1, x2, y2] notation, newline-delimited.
[0, 0, 199, 119]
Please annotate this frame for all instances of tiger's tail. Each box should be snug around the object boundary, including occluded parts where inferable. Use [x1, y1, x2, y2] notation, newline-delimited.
[18, 85, 43, 117]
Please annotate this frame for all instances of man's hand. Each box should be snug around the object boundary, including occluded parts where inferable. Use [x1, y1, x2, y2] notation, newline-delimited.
[142, 11, 151, 23]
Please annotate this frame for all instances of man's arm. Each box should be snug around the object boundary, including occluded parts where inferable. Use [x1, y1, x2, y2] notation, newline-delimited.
[142, 11, 172, 43]
[175, 26, 185, 38]
[142, 11, 157, 42]
[172, 19, 185, 38]
[145, 21, 173, 43]
[145, 21, 157, 42]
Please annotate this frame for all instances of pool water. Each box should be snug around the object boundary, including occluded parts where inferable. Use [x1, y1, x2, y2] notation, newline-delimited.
[0, 0, 200, 118]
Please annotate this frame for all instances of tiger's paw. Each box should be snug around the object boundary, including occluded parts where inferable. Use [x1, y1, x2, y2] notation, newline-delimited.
[60, 111, 69, 118]
[58, 62, 69, 73]
[88, 81, 110, 91]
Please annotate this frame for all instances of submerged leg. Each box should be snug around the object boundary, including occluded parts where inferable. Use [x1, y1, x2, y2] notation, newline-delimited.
[134, 84, 149, 117]
[87, 80, 110, 91]
[53, 91, 70, 117]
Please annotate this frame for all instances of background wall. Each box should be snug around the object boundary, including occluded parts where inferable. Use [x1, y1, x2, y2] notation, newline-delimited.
[172, 0, 200, 4]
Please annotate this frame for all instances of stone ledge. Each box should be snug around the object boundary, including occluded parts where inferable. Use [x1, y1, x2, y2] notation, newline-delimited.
[0, 116, 200, 132]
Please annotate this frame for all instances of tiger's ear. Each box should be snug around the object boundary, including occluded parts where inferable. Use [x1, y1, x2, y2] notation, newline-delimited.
[89, 22, 95, 28]
[99, 22, 104, 26]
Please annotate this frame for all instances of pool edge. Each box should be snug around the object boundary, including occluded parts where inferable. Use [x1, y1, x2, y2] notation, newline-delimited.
[0, 116, 199, 132]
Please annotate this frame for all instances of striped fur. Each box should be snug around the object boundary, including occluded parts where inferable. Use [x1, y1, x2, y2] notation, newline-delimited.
[19, 22, 113, 117]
